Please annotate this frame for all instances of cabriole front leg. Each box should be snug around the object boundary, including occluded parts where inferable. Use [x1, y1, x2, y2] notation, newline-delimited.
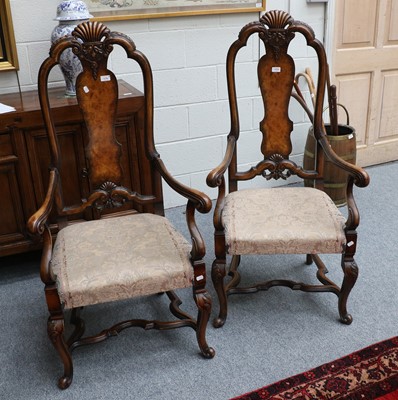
[194, 289, 215, 358]
[211, 260, 227, 328]
[338, 257, 359, 325]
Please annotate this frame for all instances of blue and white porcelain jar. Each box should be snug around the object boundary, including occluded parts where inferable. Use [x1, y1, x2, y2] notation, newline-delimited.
[51, 1, 93, 96]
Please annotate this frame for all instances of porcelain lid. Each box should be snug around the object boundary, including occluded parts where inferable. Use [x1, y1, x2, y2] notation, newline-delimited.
[55, 0, 93, 21]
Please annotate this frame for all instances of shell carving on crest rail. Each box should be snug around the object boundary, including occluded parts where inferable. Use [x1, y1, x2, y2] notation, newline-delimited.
[73, 21, 110, 43]
[260, 10, 294, 30]
[259, 11, 295, 61]
[71, 21, 112, 80]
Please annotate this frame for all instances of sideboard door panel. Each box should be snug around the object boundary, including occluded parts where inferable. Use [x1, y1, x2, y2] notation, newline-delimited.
[0, 130, 36, 255]
[25, 124, 92, 224]
[0, 163, 25, 243]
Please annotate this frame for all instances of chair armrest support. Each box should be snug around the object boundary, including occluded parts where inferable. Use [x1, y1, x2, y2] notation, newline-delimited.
[152, 155, 211, 263]
[207, 136, 236, 188]
[27, 168, 58, 236]
[319, 136, 370, 188]
[152, 156, 212, 214]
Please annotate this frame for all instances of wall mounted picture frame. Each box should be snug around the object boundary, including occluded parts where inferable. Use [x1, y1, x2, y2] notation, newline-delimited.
[87, 0, 265, 21]
[0, 0, 19, 71]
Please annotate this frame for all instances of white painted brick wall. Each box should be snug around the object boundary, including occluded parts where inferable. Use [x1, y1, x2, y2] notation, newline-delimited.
[1, 0, 327, 208]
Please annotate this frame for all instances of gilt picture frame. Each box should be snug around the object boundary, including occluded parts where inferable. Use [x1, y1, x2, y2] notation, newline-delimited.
[88, 0, 265, 21]
[0, 0, 19, 71]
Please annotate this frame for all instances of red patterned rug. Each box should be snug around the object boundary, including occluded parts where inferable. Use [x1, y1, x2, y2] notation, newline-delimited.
[232, 337, 398, 400]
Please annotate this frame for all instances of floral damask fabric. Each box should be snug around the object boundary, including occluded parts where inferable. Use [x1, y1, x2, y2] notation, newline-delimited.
[51, 213, 193, 309]
[223, 187, 346, 255]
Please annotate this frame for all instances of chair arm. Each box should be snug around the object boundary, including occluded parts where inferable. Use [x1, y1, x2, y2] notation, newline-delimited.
[206, 136, 236, 188]
[319, 136, 370, 188]
[152, 156, 212, 214]
[27, 168, 59, 235]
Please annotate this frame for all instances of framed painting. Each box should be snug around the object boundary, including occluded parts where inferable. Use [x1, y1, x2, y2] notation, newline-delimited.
[87, 0, 265, 21]
[0, 0, 18, 71]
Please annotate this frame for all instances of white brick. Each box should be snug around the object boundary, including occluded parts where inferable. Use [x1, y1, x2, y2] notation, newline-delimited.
[253, 96, 264, 129]
[236, 130, 263, 165]
[292, 122, 312, 156]
[105, 19, 149, 34]
[153, 67, 217, 107]
[289, 96, 306, 123]
[185, 28, 243, 68]
[109, 31, 186, 73]
[133, 31, 186, 70]
[311, 22, 325, 43]
[266, 0, 289, 11]
[217, 62, 260, 100]
[148, 14, 220, 31]
[190, 170, 218, 202]
[290, 2, 325, 23]
[237, 98, 255, 131]
[12, 45, 32, 86]
[0, 72, 19, 95]
[154, 106, 189, 143]
[188, 101, 229, 138]
[235, 62, 261, 98]
[161, 174, 191, 209]
[188, 97, 253, 139]
[10, 1, 56, 42]
[219, 12, 260, 27]
[289, 33, 309, 59]
[294, 58, 319, 82]
[109, 47, 141, 76]
[27, 42, 61, 85]
[118, 73, 144, 93]
[157, 136, 223, 175]
[216, 65, 228, 100]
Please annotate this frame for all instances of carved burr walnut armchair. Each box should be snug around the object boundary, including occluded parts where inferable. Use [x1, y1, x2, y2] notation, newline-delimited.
[28, 21, 214, 389]
[207, 10, 369, 329]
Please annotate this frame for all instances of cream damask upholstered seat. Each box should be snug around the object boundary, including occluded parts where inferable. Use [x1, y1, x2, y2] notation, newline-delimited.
[223, 187, 346, 256]
[52, 214, 193, 309]
[28, 21, 214, 389]
[207, 10, 369, 329]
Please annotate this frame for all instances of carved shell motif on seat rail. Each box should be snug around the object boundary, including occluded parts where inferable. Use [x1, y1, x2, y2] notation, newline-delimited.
[262, 154, 293, 180]
[95, 181, 126, 211]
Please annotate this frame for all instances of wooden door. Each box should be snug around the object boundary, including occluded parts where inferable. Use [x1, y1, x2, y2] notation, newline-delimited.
[331, 0, 398, 166]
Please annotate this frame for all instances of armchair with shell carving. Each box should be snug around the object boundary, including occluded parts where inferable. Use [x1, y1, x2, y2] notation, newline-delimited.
[28, 21, 215, 389]
[207, 10, 370, 328]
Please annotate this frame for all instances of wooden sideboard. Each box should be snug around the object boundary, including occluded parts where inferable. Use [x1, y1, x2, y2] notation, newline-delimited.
[0, 81, 146, 257]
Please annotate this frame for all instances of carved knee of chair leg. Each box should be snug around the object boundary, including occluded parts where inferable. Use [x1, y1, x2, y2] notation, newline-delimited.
[47, 318, 73, 389]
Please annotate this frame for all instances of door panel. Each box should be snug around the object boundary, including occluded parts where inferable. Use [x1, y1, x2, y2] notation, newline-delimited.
[335, 73, 371, 148]
[332, 0, 398, 166]
[340, 1, 377, 47]
[379, 71, 398, 139]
